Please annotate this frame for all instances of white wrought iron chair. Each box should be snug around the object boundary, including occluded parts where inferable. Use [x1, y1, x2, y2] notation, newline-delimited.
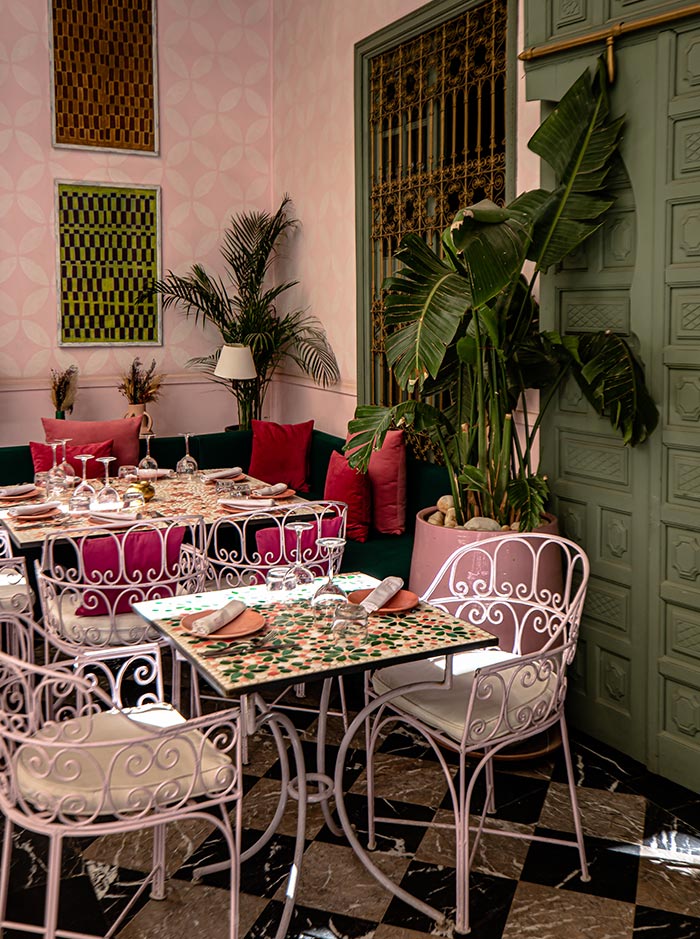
[205, 498, 348, 588]
[336, 533, 591, 934]
[35, 516, 208, 708]
[0, 528, 34, 655]
[0, 612, 306, 939]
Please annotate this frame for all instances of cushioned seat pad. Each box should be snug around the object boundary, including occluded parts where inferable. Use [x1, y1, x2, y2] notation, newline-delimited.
[372, 649, 554, 745]
[16, 704, 236, 816]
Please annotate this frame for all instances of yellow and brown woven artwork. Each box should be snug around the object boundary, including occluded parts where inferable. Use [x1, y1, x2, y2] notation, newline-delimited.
[51, 0, 156, 153]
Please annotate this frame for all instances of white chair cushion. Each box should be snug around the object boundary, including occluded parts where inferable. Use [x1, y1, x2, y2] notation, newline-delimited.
[16, 704, 236, 815]
[372, 648, 554, 745]
[46, 595, 159, 646]
[0, 579, 33, 613]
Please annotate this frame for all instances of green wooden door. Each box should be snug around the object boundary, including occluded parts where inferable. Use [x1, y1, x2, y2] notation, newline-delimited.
[525, 2, 700, 790]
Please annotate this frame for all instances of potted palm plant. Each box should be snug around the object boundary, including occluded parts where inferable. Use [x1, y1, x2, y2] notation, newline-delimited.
[348, 60, 657, 563]
[149, 195, 339, 429]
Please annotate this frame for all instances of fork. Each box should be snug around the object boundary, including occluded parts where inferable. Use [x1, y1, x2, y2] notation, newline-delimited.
[201, 629, 280, 658]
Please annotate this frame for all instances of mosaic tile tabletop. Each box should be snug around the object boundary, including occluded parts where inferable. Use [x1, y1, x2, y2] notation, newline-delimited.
[133, 573, 496, 698]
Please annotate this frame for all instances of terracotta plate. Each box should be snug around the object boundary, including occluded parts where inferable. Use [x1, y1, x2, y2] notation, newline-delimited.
[8, 507, 62, 521]
[251, 488, 295, 499]
[181, 608, 266, 638]
[204, 473, 248, 485]
[347, 588, 420, 614]
[0, 488, 42, 504]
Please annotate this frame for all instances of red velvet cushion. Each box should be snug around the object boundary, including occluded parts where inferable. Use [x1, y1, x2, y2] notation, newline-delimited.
[323, 450, 371, 542]
[42, 415, 142, 468]
[248, 419, 314, 492]
[75, 528, 187, 616]
[255, 515, 343, 577]
[30, 439, 114, 479]
[347, 429, 407, 535]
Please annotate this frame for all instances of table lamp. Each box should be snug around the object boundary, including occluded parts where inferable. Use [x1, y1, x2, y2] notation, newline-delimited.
[214, 344, 257, 430]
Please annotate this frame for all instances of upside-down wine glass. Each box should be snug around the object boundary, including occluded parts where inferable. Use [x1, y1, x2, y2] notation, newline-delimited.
[47, 442, 67, 499]
[57, 437, 75, 483]
[287, 521, 315, 586]
[69, 454, 95, 512]
[94, 456, 120, 508]
[176, 432, 198, 475]
[311, 536, 347, 607]
[138, 434, 158, 473]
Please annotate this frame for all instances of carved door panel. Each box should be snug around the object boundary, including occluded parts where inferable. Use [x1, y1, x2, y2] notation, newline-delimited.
[536, 22, 700, 788]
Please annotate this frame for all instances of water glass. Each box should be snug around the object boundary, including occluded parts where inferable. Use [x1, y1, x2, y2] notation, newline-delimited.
[122, 487, 146, 513]
[265, 566, 297, 602]
[118, 464, 139, 482]
[331, 602, 369, 645]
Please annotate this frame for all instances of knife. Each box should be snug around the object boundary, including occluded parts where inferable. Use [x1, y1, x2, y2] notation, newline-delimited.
[359, 576, 404, 613]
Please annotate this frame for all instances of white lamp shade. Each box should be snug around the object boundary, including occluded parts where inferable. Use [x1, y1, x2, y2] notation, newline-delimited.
[214, 344, 257, 381]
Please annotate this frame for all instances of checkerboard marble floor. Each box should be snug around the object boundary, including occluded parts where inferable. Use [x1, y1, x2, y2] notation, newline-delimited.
[6, 686, 700, 939]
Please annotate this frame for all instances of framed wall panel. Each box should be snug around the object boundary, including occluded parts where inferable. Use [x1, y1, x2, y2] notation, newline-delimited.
[49, 0, 159, 154]
[56, 181, 161, 347]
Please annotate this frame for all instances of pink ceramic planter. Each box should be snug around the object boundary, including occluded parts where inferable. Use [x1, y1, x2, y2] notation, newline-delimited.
[409, 509, 561, 653]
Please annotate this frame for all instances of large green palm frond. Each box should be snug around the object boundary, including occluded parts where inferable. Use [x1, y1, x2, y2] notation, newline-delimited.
[383, 233, 474, 389]
[152, 265, 235, 334]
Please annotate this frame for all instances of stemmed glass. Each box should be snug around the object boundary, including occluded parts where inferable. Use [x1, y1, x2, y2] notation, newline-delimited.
[69, 455, 95, 511]
[176, 433, 198, 476]
[57, 438, 75, 484]
[47, 442, 68, 499]
[138, 434, 158, 473]
[94, 456, 120, 508]
[311, 537, 347, 607]
[287, 521, 315, 586]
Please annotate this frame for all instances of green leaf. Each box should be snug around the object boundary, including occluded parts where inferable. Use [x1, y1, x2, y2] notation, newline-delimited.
[508, 475, 549, 532]
[383, 234, 471, 388]
[446, 201, 532, 308]
[573, 332, 659, 445]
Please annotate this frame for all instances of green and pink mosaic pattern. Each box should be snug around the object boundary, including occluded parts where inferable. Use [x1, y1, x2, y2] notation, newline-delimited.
[133, 573, 496, 697]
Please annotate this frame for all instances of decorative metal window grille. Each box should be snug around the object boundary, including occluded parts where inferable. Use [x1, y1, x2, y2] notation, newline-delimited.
[366, 0, 508, 410]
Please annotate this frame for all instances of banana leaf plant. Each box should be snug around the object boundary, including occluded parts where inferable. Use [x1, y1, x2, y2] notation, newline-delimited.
[149, 195, 339, 429]
[347, 60, 658, 531]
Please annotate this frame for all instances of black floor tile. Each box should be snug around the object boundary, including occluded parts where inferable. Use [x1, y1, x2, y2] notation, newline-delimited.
[314, 790, 436, 854]
[520, 828, 639, 903]
[245, 899, 378, 939]
[381, 860, 517, 937]
[633, 905, 700, 938]
[439, 766, 549, 824]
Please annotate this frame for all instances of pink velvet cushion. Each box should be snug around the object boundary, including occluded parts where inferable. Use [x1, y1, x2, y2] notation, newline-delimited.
[323, 450, 371, 543]
[248, 419, 314, 492]
[30, 439, 114, 479]
[42, 415, 142, 468]
[75, 528, 187, 616]
[255, 515, 343, 577]
[347, 429, 407, 535]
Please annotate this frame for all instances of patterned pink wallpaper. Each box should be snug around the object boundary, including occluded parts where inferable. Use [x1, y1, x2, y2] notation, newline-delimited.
[0, 0, 274, 444]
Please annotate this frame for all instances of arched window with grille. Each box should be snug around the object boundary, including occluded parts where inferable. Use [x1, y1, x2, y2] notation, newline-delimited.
[355, 0, 514, 424]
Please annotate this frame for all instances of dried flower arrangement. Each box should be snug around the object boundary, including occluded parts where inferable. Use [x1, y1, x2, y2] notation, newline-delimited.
[118, 358, 165, 404]
[50, 365, 78, 414]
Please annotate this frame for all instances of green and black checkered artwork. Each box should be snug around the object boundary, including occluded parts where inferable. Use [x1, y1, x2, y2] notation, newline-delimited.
[57, 182, 161, 345]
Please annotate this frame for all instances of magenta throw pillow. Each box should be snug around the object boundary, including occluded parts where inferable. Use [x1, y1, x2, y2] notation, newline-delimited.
[30, 439, 114, 479]
[42, 415, 142, 468]
[323, 450, 371, 542]
[248, 419, 314, 492]
[347, 429, 407, 535]
[75, 527, 187, 616]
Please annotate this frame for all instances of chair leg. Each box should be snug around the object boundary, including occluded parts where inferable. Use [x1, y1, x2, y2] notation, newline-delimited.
[44, 833, 63, 939]
[560, 716, 590, 882]
[0, 816, 13, 927]
[151, 824, 166, 900]
[221, 807, 240, 939]
[485, 759, 496, 815]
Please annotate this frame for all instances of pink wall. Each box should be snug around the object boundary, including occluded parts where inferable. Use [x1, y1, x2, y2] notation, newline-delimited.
[269, 0, 431, 437]
[1, 0, 536, 448]
[0, 0, 274, 445]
